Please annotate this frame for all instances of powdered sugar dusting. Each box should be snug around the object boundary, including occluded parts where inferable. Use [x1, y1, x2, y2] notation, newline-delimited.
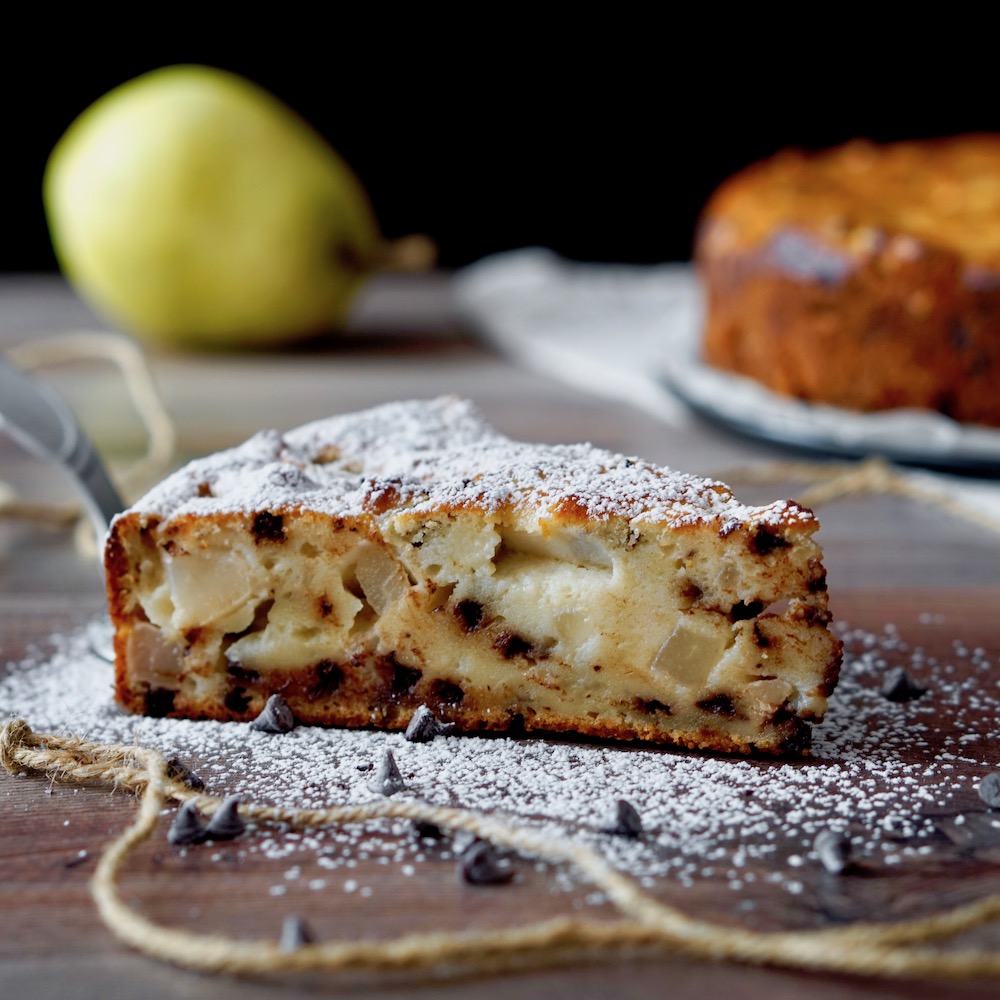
[3, 615, 999, 909]
[120, 398, 814, 532]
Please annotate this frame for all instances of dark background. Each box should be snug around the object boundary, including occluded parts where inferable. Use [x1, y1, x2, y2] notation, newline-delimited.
[3, 27, 997, 274]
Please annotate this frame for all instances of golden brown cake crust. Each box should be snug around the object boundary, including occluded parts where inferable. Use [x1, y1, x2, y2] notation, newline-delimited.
[697, 135, 1000, 425]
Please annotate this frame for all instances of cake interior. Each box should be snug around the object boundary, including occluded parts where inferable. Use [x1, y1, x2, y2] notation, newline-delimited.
[109, 500, 838, 754]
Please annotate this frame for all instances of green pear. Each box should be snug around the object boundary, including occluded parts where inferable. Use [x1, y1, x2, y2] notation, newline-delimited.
[44, 65, 389, 349]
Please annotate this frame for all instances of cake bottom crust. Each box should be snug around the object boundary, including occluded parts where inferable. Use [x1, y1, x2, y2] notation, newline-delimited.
[114, 624, 836, 756]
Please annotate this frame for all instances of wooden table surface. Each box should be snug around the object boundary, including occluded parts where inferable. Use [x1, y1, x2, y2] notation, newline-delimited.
[3, 273, 1000, 999]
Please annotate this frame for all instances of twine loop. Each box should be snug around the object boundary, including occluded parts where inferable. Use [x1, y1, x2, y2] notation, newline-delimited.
[6, 714, 1000, 981]
[0, 716, 33, 774]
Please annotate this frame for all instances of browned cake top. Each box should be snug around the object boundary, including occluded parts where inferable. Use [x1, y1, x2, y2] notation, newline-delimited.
[119, 397, 815, 534]
[701, 134, 1000, 269]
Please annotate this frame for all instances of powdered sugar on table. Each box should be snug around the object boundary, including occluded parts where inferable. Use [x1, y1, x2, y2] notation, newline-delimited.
[3, 615, 999, 912]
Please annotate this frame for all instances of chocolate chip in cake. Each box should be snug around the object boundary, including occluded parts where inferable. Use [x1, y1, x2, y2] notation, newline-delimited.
[251, 511, 286, 543]
[404, 705, 455, 743]
[165, 756, 206, 791]
[729, 600, 765, 622]
[249, 693, 296, 733]
[390, 661, 423, 695]
[749, 526, 791, 556]
[697, 693, 738, 718]
[813, 828, 852, 875]
[279, 915, 315, 952]
[459, 839, 514, 885]
[429, 679, 465, 706]
[454, 599, 485, 632]
[776, 718, 812, 755]
[224, 687, 252, 714]
[979, 772, 1000, 809]
[313, 660, 344, 695]
[635, 698, 671, 717]
[880, 667, 926, 703]
[494, 631, 533, 660]
[373, 750, 406, 796]
[205, 796, 245, 840]
[226, 663, 260, 683]
[168, 801, 208, 845]
[145, 687, 176, 718]
[606, 799, 643, 838]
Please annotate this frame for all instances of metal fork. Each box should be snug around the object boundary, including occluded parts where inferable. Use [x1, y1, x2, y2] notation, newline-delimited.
[0, 352, 124, 539]
[0, 353, 123, 661]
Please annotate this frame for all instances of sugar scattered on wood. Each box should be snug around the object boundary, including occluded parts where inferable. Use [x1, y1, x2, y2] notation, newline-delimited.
[2, 615, 998, 907]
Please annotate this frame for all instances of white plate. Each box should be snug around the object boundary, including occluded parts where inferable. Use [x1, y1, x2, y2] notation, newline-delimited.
[455, 249, 1000, 473]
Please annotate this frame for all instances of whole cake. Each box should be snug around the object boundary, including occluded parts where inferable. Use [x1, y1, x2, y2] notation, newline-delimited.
[104, 398, 841, 755]
[697, 135, 1000, 425]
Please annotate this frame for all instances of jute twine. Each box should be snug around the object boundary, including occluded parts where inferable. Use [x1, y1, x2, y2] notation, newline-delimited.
[717, 457, 1000, 538]
[4, 717, 1000, 981]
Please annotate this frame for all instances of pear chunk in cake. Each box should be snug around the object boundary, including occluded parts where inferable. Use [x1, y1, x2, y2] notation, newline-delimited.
[104, 398, 841, 754]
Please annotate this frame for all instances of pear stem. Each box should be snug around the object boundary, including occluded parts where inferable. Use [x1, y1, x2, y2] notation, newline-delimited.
[376, 234, 437, 273]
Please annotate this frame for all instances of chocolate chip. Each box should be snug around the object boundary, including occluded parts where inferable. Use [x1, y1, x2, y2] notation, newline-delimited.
[750, 526, 790, 556]
[168, 801, 208, 845]
[697, 693, 737, 718]
[390, 661, 423, 695]
[224, 687, 252, 714]
[979, 772, 1000, 808]
[813, 828, 852, 874]
[404, 705, 455, 743]
[729, 600, 765, 622]
[454, 599, 485, 632]
[165, 756, 206, 791]
[205, 796, 245, 840]
[634, 698, 671, 716]
[413, 819, 445, 841]
[459, 839, 514, 885]
[373, 750, 406, 796]
[313, 660, 343, 694]
[880, 667, 926, 703]
[279, 915, 315, 952]
[251, 511, 285, 543]
[249, 693, 296, 733]
[145, 687, 176, 718]
[429, 679, 464, 706]
[606, 799, 643, 838]
[226, 661, 260, 682]
[494, 631, 533, 660]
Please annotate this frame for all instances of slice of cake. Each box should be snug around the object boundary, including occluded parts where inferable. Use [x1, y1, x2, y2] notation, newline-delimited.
[104, 398, 841, 754]
[697, 135, 1000, 426]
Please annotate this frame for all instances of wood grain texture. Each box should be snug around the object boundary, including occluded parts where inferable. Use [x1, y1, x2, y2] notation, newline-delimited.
[3, 276, 1000, 998]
